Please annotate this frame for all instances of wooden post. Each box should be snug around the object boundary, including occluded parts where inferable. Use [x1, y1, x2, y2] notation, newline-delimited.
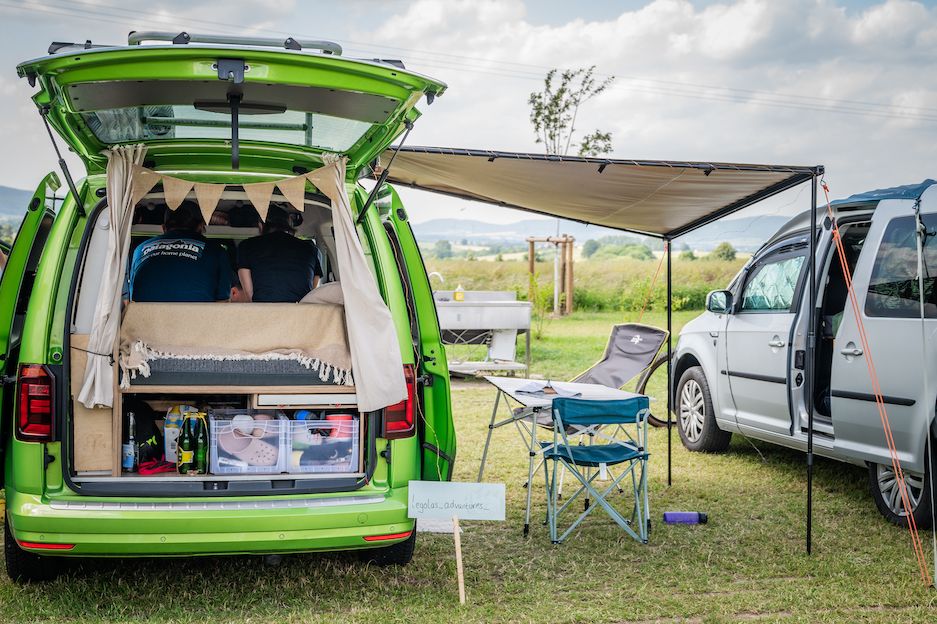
[565, 236, 574, 315]
[527, 239, 536, 305]
[453, 516, 466, 605]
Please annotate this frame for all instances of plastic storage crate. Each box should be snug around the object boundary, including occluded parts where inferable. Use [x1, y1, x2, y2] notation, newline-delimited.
[209, 410, 288, 475]
[287, 413, 360, 474]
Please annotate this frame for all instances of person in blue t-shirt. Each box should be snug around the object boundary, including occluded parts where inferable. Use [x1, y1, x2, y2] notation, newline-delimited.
[237, 204, 323, 303]
[129, 201, 231, 302]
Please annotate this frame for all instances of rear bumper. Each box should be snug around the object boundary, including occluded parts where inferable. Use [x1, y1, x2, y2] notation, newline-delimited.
[5, 487, 413, 557]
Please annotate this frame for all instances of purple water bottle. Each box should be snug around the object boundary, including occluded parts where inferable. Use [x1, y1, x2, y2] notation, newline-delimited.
[663, 511, 708, 524]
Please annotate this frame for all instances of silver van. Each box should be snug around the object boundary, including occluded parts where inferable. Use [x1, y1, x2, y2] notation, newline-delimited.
[672, 180, 936, 527]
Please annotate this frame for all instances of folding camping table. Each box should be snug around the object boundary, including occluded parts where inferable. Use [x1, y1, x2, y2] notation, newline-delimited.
[478, 375, 646, 535]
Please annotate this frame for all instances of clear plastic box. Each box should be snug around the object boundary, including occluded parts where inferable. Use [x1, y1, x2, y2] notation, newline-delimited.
[209, 410, 288, 475]
[287, 414, 360, 474]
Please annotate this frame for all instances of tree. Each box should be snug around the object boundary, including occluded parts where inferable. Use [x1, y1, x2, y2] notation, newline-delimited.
[528, 66, 614, 157]
[582, 239, 600, 258]
[710, 242, 737, 261]
[679, 249, 697, 261]
[433, 239, 453, 259]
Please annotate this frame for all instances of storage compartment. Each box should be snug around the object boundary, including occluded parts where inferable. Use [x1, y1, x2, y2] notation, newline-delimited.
[209, 410, 288, 475]
[287, 411, 361, 474]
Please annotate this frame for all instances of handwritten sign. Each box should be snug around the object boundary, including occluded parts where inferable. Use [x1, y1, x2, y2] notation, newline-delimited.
[408, 481, 505, 521]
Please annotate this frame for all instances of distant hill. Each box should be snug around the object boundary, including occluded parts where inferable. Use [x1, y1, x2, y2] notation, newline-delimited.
[0, 185, 33, 218]
[411, 214, 791, 252]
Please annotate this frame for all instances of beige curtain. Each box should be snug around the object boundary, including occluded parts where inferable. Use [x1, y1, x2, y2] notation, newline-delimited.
[308, 155, 407, 412]
[78, 145, 148, 408]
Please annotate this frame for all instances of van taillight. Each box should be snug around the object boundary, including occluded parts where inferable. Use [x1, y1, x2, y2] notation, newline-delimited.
[16, 365, 53, 442]
[382, 365, 415, 440]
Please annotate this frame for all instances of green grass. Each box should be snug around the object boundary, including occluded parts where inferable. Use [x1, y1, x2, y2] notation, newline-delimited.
[2, 311, 936, 622]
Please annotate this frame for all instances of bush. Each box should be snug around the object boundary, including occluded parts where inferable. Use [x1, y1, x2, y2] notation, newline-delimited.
[582, 239, 600, 258]
[433, 240, 453, 259]
[709, 242, 737, 261]
[679, 249, 697, 261]
[593, 243, 654, 261]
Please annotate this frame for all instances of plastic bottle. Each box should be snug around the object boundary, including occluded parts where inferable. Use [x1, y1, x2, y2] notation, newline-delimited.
[454, 284, 465, 302]
[121, 412, 137, 473]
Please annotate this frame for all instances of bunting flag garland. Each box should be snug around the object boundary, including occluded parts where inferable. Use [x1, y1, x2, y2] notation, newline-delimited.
[162, 175, 195, 210]
[243, 182, 278, 221]
[127, 166, 314, 222]
[193, 182, 226, 223]
[276, 174, 309, 215]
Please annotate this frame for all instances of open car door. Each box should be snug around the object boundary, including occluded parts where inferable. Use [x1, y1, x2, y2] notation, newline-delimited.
[0, 173, 59, 482]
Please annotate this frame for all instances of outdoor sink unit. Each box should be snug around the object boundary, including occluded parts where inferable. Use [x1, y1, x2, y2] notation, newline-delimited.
[433, 290, 531, 376]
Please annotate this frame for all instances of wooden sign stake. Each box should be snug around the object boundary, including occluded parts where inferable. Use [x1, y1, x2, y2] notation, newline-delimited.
[453, 515, 466, 605]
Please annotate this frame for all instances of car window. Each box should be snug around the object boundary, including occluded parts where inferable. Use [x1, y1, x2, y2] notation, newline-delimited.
[740, 254, 806, 312]
[865, 214, 937, 318]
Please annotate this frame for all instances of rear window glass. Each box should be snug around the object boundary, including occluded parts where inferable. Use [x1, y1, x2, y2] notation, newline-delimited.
[82, 106, 372, 151]
[865, 214, 937, 318]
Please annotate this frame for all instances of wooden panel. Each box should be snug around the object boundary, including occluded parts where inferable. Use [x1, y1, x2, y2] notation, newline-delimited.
[70, 334, 116, 473]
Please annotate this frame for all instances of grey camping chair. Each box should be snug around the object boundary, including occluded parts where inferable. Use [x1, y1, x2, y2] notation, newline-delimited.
[573, 323, 669, 389]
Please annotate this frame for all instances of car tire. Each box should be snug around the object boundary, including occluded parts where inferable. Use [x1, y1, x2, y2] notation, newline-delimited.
[358, 527, 416, 567]
[868, 443, 936, 530]
[4, 514, 59, 584]
[676, 366, 731, 453]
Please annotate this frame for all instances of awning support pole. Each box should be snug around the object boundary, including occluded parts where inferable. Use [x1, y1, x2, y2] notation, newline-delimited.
[38, 106, 85, 218]
[357, 120, 414, 226]
[666, 239, 673, 487]
[806, 174, 818, 554]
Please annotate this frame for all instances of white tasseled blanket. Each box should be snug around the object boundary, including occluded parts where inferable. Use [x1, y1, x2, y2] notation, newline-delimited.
[118, 302, 353, 387]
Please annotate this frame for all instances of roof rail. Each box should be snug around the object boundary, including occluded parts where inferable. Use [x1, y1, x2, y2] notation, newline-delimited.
[126, 31, 342, 55]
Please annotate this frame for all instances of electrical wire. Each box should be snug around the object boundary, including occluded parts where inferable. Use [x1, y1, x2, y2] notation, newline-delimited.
[5, 0, 937, 124]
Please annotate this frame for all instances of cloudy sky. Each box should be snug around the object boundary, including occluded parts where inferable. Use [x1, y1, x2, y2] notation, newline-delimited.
[0, 0, 935, 228]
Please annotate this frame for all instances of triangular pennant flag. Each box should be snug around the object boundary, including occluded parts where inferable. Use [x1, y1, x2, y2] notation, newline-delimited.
[130, 166, 161, 207]
[194, 182, 226, 224]
[162, 175, 195, 210]
[243, 182, 277, 221]
[276, 174, 308, 213]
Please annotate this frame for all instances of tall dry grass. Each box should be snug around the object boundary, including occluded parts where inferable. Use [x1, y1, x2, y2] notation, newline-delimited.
[424, 257, 745, 312]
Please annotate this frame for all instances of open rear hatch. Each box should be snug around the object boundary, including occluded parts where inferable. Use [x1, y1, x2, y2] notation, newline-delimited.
[17, 34, 446, 496]
[17, 33, 446, 175]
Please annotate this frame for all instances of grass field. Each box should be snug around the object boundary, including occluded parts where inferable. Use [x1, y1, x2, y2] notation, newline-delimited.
[2, 311, 936, 622]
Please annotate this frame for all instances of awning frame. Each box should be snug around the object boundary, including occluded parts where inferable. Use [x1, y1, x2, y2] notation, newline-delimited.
[382, 145, 824, 555]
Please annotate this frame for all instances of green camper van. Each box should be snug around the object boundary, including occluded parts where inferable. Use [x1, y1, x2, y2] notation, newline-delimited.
[3, 32, 456, 582]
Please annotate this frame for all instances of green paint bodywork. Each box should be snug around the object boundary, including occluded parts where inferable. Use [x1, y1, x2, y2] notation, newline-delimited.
[4, 45, 455, 558]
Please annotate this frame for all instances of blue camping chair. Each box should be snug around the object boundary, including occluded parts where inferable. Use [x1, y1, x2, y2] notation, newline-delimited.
[543, 397, 651, 544]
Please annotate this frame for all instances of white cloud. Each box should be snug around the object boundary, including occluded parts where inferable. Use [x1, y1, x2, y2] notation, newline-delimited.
[0, 0, 935, 229]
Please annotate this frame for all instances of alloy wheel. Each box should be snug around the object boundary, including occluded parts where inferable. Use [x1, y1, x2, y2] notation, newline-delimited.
[876, 463, 924, 517]
[679, 379, 705, 443]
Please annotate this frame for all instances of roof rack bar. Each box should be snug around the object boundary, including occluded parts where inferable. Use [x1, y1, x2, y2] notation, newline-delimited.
[127, 31, 342, 55]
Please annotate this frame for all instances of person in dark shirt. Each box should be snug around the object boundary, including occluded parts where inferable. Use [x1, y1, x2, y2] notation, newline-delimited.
[129, 201, 231, 302]
[237, 204, 323, 303]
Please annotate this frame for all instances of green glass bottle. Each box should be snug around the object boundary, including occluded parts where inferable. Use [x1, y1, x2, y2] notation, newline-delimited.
[177, 416, 195, 474]
[195, 416, 208, 474]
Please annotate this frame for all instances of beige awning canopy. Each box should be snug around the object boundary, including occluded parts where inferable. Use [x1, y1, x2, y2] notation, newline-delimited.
[382, 147, 823, 239]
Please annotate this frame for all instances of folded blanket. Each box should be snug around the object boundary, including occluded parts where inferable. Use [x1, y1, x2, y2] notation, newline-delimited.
[119, 302, 353, 388]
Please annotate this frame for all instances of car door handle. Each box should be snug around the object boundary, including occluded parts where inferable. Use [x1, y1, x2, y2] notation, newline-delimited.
[840, 347, 864, 357]
[768, 338, 786, 348]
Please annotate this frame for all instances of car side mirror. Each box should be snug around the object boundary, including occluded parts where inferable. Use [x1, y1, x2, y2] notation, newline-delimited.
[706, 290, 732, 314]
